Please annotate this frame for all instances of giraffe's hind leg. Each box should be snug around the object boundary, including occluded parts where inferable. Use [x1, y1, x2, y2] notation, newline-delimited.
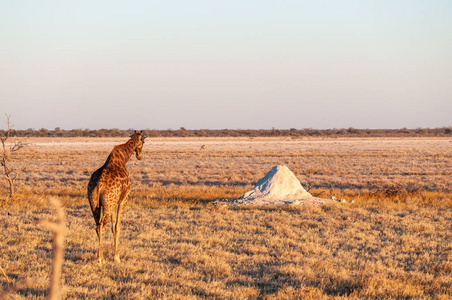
[97, 210, 110, 264]
[89, 182, 106, 263]
[113, 189, 130, 263]
[90, 204, 103, 264]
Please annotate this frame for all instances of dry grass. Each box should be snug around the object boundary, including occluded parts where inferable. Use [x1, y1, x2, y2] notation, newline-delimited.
[0, 137, 451, 299]
[0, 197, 65, 300]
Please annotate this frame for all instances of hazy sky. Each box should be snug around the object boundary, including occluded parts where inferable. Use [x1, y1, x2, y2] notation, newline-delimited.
[1, 1, 451, 130]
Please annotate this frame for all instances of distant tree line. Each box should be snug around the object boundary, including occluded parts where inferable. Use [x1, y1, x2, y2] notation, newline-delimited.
[1, 127, 451, 138]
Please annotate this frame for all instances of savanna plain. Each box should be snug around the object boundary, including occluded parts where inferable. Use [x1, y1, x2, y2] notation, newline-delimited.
[0, 137, 451, 299]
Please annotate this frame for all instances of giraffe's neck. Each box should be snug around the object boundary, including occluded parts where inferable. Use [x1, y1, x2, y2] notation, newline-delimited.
[106, 136, 139, 167]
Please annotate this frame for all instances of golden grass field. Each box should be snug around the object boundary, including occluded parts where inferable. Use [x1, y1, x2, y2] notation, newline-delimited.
[0, 137, 451, 299]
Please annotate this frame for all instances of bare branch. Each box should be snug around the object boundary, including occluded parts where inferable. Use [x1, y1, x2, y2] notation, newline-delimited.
[10, 141, 26, 152]
[12, 169, 22, 182]
[1, 114, 27, 198]
[2, 114, 12, 141]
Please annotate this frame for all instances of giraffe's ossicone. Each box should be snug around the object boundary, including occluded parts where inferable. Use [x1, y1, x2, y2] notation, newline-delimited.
[87, 131, 146, 264]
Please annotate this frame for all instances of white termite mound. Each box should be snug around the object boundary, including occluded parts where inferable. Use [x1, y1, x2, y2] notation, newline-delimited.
[229, 164, 330, 205]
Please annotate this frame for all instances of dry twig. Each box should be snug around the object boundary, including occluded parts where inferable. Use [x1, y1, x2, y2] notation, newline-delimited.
[0, 265, 10, 284]
[44, 197, 66, 300]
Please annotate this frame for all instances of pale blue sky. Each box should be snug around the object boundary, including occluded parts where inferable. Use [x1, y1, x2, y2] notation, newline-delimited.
[1, 0, 451, 130]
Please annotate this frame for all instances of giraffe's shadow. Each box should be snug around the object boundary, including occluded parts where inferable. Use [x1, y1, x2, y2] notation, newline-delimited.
[64, 243, 95, 264]
[17, 288, 47, 299]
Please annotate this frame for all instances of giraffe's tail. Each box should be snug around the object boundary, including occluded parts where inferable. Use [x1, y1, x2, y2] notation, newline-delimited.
[88, 183, 102, 213]
[88, 183, 105, 225]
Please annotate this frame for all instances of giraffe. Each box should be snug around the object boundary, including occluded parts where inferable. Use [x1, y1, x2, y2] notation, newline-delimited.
[87, 131, 146, 264]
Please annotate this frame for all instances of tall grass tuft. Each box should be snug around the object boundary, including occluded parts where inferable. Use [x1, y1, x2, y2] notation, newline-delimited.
[0, 197, 65, 299]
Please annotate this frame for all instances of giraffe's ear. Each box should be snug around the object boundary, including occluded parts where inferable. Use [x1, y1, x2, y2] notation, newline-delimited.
[129, 130, 137, 138]
[140, 131, 147, 141]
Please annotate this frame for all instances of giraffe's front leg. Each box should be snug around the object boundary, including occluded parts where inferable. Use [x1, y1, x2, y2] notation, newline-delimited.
[113, 223, 121, 263]
[111, 213, 121, 263]
[96, 224, 104, 264]
[113, 212, 123, 263]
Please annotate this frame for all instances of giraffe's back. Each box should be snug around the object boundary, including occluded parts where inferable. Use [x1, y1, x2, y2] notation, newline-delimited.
[88, 164, 130, 208]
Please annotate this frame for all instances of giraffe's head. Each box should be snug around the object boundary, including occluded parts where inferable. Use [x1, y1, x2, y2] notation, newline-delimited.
[131, 131, 146, 160]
